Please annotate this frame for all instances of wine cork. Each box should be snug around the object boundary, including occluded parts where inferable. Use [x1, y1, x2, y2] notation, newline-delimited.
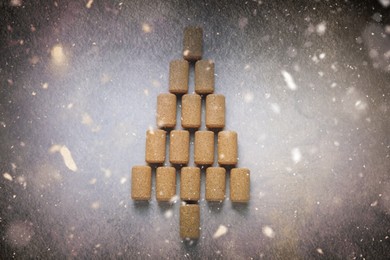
[169, 130, 190, 164]
[230, 168, 250, 203]
[205, 94, 225, 129]
[156, 93, 176, 128]
[205, 167, 226, 201]
[218, 131, 237, 165]
[181, 94, 201, 129]
[195, 60, 214, 94]
[131, 166, 152, 200]
[183, 27, 203, 61]
[156, 166, 176, 201]
[180, 204, 200, 239]
[169, 60, 189, 94]
[180, 167, 200, 201]
[145, 129, 166, 164]
[194, 131, 214, 165]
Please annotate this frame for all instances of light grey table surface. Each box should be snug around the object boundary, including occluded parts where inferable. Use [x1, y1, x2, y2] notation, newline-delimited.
[1, 1, 389, 259]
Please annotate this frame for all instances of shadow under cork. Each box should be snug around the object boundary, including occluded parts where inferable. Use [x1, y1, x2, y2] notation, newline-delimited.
[232, 201, 250, 216]
[132, 200, 150, 214]
[157, 201, 175, 212]
[182, 238, 199, 249]
[206, 201, 225, 214]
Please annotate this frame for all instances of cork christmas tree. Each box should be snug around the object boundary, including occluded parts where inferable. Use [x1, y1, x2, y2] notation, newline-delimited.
[131, 27, 250, 239]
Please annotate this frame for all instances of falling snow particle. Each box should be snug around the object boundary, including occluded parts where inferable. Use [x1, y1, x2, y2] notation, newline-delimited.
[281, 70, 297, 90]
[86, 0, 93, 8]
[120, 177, 127, 184]
[213, 225, 228, 239]
[316, 21, 327, 36]
[142, 23, 152, 33]
[291, 148, 302, 164]
[244, 92, 254, 103]
[379, 0, 390, 8]
[51, 44, 66, 65]
[59, 146, 78, 172]
[270, 103, 281, 114]
[91, 201, 100, 209]
[370, 200, 378, 207]
[3, 173, 13, 181]
[164, 210, 173, 219]
[262, 226, 275, 238]
[316, 248, 324, 255]
[10, 0, 22, 7]
[169, 195, 179, 204]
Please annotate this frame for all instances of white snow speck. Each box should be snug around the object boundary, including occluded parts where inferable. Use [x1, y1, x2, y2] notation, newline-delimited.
[281, 70, 297, 90]
[10, 0, 22, 7]
[164, 210, 173, 219]
[86, 0, 94, 8]
[262, 226, 275, 238]
[3, 172, 13, 181]
[60, 146, 78, 172]
[316, 21, 327, 36]
[49, 145, 77, 172]
[319, 53, 326, 59]
[370, 200, 378, 207]
[213, 225, 228, 239]
[270, 103, 281, 114]
[379, 0, 390, 8]
[91, 201, 100, 209]
[244, 92, 254, 103]
[291, 148, 302, 164]
[169, 195, 179, 204]
[120, 177, 127, 184]
[316, 248, 324, 255]
[142, 23, 152, 33]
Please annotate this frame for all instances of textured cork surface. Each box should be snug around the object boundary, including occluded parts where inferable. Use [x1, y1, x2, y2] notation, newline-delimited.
[205, 167, 226, 201]
[206, 94, 225, 129]
[169, 130, 190, 164]
[181, 94, 201, 128]
[195, 60, 214, 94]
[194, 130, 214, 165]
[169, 60, 189, 94]
[180, 167, 201, 201]
[131, 166, 152, 200]
[157, 93, 176, 128]
[183, 27, 202, 61]
[218, 130, 238, 165]
[145, 129, 166, 164]
[180, 204, 200, 239]
[230, 168, 250, 203]
[156, 166, 176, 201]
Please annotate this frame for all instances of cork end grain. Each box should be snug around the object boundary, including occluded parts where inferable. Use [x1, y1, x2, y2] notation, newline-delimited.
[181, 94, 201, 129]
[194, 130, 214, 165]
[206, 94, 225, 129]
[145, 129, 166, 164]
[180, 204, 200, 239]
[169, 60, 189, 94]
[218, 131, 238, 165]
[156, 166, 176, 201]
[156, 93, 177, 128]
[183, 27, 203, 61]
[230, 168, 250, 203]
[205, 167, 226, 201]
[195, 60, 215, 95]
[169, 130, 190, 165]
[131, 166, 152, 200]
[180, 167, 201, 201]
